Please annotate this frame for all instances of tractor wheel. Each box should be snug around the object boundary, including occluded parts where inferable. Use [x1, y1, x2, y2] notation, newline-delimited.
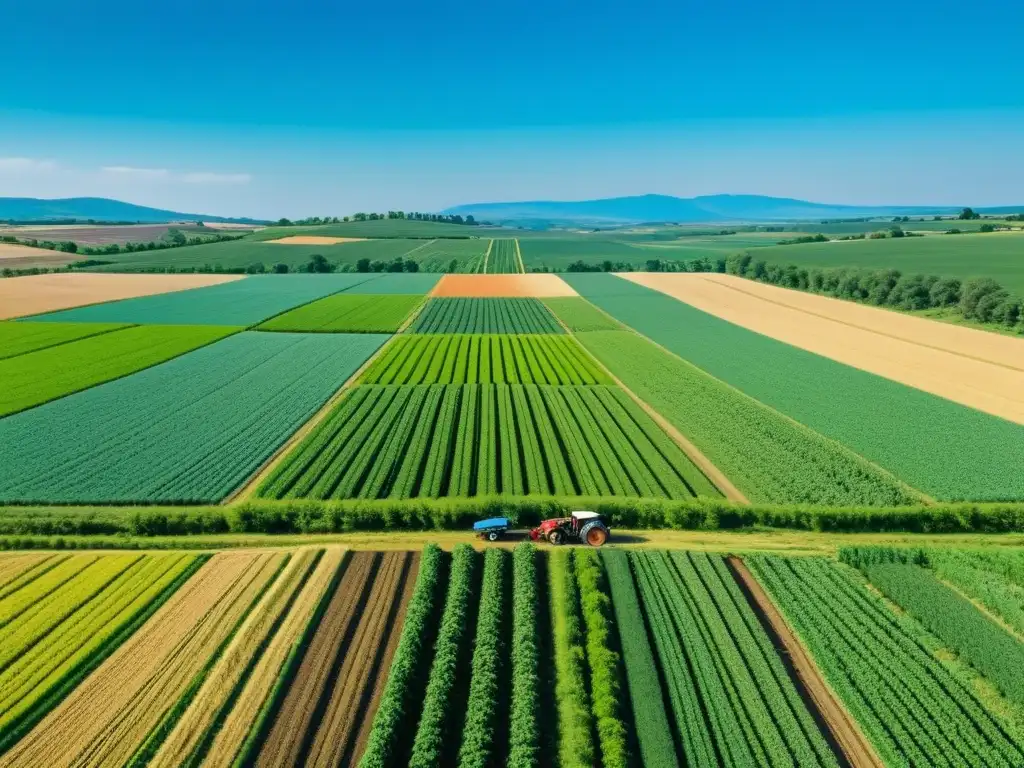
[548, 529, 565, 545]
[580, 522, 608, 547]
[487, 531, 499, 542]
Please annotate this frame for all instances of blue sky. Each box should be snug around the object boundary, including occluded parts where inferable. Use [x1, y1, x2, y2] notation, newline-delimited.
[1, 0, 1021, 218]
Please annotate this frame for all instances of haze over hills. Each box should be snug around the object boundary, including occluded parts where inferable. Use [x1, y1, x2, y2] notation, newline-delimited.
[443, 194, 1022, 225]
[0, 197, 264, 224]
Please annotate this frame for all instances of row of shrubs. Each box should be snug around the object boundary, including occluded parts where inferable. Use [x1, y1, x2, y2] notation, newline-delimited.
[725, 252, 1024, 332]
[3, 497, 1024, 538]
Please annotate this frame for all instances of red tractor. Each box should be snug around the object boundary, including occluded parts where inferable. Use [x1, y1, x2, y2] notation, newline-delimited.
[530, 511, 610, 547]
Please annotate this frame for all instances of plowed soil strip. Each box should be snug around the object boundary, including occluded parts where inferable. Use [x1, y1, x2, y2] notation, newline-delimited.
[727, 556, 884, 768]
[623, 272, 1024, 425]
[431, 274, 578, 297]
[0, 551, 285, 768]
[306, 551, 418, 768]
[203, 547, 346, 768]
[255, 552, 377, 767]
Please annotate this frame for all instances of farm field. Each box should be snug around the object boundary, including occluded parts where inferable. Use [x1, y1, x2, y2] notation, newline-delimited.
[258, 384, 719, 500]
[759, 231, 1024, 294]
[565, 273, 1024, 502]
[341, 273, 440, 294]
[0, 222, 218, 245]
[412, 298, 565, 333]
[30, 273, 377, 326]
[405, 238, 489, 272]
[0, 272, 243, 320]
[0, 242, 81, 269]
[542, 297, 622, 331]
[0, 320, 127, 359]
[484, 238, 523, 273]
[2, 544, 1024, 767]
[259, 294, 423, 333]
[622, 272, 1024, 424]
[361, 335, 611, 385]
[0, 324, 238, 417]
[431, 273, 576, 297]
[0, 331, 388, 503]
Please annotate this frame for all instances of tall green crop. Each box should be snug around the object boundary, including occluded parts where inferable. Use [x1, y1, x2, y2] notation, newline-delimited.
[507, 544, 540, 768]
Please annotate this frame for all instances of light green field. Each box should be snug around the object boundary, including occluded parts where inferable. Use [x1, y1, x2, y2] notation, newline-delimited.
[758, 232, 1024, 293]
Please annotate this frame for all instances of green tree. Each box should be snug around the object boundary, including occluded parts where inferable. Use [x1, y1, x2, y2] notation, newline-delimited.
[356, 257, 371, 272]
[958, 207, 980, 220]
[307, 254, 333, 273]
[272, 263, 289, 274]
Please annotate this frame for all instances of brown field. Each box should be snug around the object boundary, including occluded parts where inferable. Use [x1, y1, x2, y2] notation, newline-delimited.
[149, 548, 324, 767]
[0, 243, 80, 269]
[0, 551, 285, 768]
[0, 223, 208, 245]
[432, 273, 577, 297]
[255, 551, 417, 767]
[267, 236, 368, 245]
[622, 272, 1024, 425]
[0, 272, 245, 320]
[202, 547, 346, 768]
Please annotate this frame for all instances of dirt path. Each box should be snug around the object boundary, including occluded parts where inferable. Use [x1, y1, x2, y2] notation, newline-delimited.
[727, 556, 884, 768]
[622, 273, 1024, 425]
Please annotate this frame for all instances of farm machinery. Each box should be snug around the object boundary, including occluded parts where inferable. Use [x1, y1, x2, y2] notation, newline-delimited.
[530, 511, 610, 547]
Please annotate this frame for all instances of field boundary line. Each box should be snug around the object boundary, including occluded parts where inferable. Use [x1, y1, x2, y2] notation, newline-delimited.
[935, 575, 1024, 644]
[248, 274, 382, 330]
[514, 239, 525, 274]
[396, 295, 431, 333]
[1, 325, 244, 420]
[401, 239, 437, 260]
[0, 323, 135, 361]
[573, 291, 934, 505]
[701, 275, 1024, 374]
[225, 335, 398, 504]
[547, 302, 746, 502]
[728, 556, 885, 768]
[481, 240, 493, 274]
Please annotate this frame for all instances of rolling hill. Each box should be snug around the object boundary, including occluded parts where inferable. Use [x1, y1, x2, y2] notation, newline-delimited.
[0, 197, 264, 224]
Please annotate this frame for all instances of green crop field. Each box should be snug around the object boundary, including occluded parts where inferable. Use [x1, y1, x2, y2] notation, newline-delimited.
[361, 334, 611, 385]
[575, 330, 916, 506]
[412, 298, 564, 334]
[258, 294, 423, 333]
[0, 332, 388, 504]
[0, 322, 129, 359]
[248, 218, 494, 240]
[0, 325, 238, 417]
[565, 274, 1024, 502]
[758, 232, 1024, 294]
[404, 238, 489, 272]
[258, 383, 718, 500]
[747, 554, 1024, 766]
[30, 274, 375, 326]
[484, 239, 523, 273]
[343, 273, 441, 294]
[542, 297, 623, 331]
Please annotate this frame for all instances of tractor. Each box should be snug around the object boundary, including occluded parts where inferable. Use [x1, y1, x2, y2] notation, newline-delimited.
[530, 511, 610, 547]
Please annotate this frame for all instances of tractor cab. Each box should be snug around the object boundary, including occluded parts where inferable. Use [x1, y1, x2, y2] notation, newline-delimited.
[530, 510, 610, 546]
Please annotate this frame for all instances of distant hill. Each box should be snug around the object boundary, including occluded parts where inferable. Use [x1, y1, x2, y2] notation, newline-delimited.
[0, 197, 265, 224]
[443, 194, 1023, 225]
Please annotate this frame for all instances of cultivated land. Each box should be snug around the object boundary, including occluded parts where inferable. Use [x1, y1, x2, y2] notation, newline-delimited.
[267, 235, 368, 244]
[431, 273, 577, 297]
[0, 242, 79, 269]
[623, 272, 1024, 424]
[258, 294, 423, 333]
[0, 223, 216, 245]
[763, 232, 1024, 294]
[0, 272, 243, 320]
[413, 298, 565, 334]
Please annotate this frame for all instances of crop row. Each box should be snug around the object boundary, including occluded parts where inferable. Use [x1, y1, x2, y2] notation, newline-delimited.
[259, 384, 718, 500]
[542, 297, 622, 332]
[746, 555, 1024, 766]
[361, 333, 610, 386]
[576, 330, 917, 506]
[485, 239, 523, 274]
[412, 298, 563, 334]
[927, 549, 1024, 636]
[564, 273, 1024, 502]
[507, 544, 540, 768]
[858, 561, 1024, 710]
[0, 331, 389, 504]
[0, 553, 200, 752]
[0, 551, 288, 765]
[259, 293, 423, 333]
[632, 551, 837, 766]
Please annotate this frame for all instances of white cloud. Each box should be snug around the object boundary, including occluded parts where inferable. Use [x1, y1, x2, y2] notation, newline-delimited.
[181, 172, 252, 185]
[101, 166, 170, 178]
[0, 157, 58, 172]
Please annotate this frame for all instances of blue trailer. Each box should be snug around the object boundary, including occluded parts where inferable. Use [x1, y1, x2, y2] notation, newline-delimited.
[473, 516, 510, 542]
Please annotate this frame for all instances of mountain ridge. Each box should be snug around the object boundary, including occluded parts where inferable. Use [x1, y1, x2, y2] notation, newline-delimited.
[443, 193, 1021, 224]
[0, 197, 264, 224]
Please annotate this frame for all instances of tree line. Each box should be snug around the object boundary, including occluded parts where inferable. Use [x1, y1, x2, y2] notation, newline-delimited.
[273, 212, 482, 227]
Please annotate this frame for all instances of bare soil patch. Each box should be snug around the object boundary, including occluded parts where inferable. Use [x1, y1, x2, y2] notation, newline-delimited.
[728, 556, 884, 768]
[267, 236, 368, 245]
[0, 242, 80, 269]
[0, 272, 244, 320]
[432, 274, 578, 297]
[623, 272, 1024, 425]
[0, 224, 206, 245]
